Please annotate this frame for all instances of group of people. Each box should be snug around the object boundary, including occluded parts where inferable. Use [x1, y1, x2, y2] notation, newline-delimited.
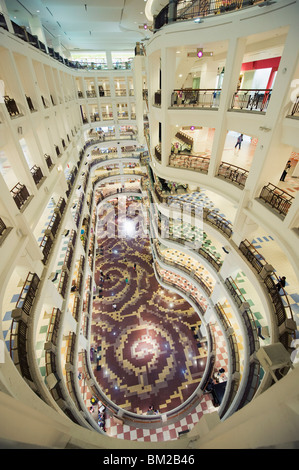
[146, 405, 159, 415]
[89, 398, 106, 431]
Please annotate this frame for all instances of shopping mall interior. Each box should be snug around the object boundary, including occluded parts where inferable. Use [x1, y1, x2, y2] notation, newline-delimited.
[0, 0, 299, 451]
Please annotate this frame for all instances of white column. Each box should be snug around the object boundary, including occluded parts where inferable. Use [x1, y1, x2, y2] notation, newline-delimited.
[161, 47, 176, 166]
[28, 15, 49, 52]
[52, 36, 63, 56]
[133, 55, 145, 144]
[0, 0, 13, 34]
[208, 37, 246, 177]
[106, 52, 113, 70]
[245, 23, 299, 198]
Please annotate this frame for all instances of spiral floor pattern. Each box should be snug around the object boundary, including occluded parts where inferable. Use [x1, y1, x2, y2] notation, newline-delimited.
[91, 197, 208, 415]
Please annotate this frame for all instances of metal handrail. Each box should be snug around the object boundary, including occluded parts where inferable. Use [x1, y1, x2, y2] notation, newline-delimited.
[217, 162, 248, 188]
[259, 183, 294, 217]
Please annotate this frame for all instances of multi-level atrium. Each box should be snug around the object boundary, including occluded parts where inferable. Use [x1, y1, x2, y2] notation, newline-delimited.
[0, 0, 299, 450]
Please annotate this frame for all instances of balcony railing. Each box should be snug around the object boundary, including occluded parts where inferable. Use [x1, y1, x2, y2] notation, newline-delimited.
[101, 112, 113, 120]
[41, 95, 49, 108]
[9, 274, 39, 383]
[99, 90, 111, 97]
[225, 276, 260, 353]
[30, 165, 44, 186]
[231, 89, 272, 112]
[117, 112, 129, 119]
[86, 90, 97, 98]
[154, 0, 265, 31]
[169, 153, 210, 173]
[45, 154, 53, 169]
[46, 212, 61, 239]
[217, 162, 248, 188]
[10, 183, 30, 210]
[0, 217, 11, 245]
[26, 95, 36, 112]
[259, 183, 294, 217]
[90, 113, 100, 122]
[12, 272, 40, 319]
[58, 269, 69, 299]
[56, 197, 66, 217]
[55, 145, 61, 157]
[203, 207, 233, 238]
[288, 96, 299, 118]
[0, 12, 8, 30]
[171, 89, 221, 108]
[239, 239, 296, 353]
[154, 90, 161, 106]
[4, 96, 21, 117]
[40, 234, 53, 265]
[155, 241, 212, 296]
[115, 89, 127, 96]
[45, 308, 61, 347]
[155, 145, 162, 162]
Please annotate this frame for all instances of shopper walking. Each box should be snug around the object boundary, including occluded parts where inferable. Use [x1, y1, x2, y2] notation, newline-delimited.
[235, 134, 243, 150]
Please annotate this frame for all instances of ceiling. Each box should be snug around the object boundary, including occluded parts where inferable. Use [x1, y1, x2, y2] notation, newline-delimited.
[6, 0, 153, 54]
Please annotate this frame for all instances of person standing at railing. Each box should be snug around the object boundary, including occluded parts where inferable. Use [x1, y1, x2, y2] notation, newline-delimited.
[235, 134, 243, 150]
[276, 276, 286, 293]
[280, 161, 291, 182]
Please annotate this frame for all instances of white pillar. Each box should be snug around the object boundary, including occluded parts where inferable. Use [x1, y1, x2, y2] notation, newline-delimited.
[208, 37, 246, 177]
[0, 0, 13, 34]
[28, 15, 49, 52]
[161, 47, 176, 166]
[52, 36, 63, 56]
[133, 55, 145, 144]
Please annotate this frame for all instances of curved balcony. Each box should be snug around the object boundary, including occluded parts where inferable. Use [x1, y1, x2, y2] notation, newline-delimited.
[259, 183, 294, 218]
[230, 89, 272, 113]
[171, 89, 221, 109]
[0, 217, 12, 246]
[214, 302, 240, 418]
[217, 162, 248, 188]
[154, 0, 266, 31]
[239, 239, 296, 358]
[10, 183, 31, 211]
[169, 153, 210, 173]
[10, 273, 40, 384]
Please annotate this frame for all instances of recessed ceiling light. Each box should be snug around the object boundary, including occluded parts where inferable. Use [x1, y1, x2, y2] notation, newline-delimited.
[37, 10, 40, 12]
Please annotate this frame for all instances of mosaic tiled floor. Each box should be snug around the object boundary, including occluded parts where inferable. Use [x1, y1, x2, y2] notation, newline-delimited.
[78, 323, 228, 441]
[91, 198, 209, 415]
